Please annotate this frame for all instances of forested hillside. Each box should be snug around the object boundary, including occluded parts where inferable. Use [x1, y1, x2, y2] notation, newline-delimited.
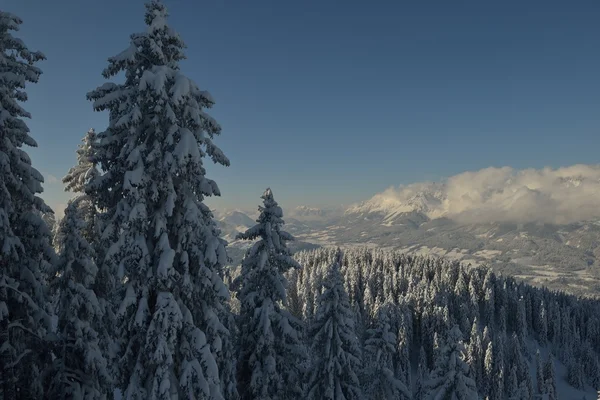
[282, 247, 600, 399]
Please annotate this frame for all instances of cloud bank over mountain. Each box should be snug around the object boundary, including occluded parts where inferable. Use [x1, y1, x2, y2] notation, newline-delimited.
[349, 164, 600, 225]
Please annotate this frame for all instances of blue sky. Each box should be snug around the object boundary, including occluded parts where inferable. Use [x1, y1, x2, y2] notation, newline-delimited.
[4, 0, 600, 213]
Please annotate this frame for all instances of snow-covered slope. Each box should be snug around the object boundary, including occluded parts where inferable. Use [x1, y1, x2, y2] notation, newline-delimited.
[288, 205, 345, 221]
[214, 210, 256, 242]
[222, 214, 600, 297]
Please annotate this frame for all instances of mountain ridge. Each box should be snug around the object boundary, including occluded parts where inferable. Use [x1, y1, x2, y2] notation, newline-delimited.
[216, 188, 600, 296]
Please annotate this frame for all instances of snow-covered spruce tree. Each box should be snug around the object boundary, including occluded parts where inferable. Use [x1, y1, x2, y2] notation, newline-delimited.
[86, 2, 235, 398]
[415, 346, 428, 400]
[61, 127, 121, 396]
[364, 303, 411, 400]
[491, 335, 505, 400]
[58, 128, 99, 250]
[306, 252, 363, 400]
[0, 10, 55, 399]
[543, 354, 557, 400]
[63, 128, 99, 195]
[47, 198, 112, 399]
[536, 350, 545, 396]
[508, 378, 531, 400]
[425, 325, 479, 400]
[483, 341, 494, 398]
[234, 188, 306, 399]
[466, 318, 483, 388]
[567, 355, 585, 389]
[396, 319, 412, 393]
[506, 364, 518, 399]
[41, 211, 57, 241]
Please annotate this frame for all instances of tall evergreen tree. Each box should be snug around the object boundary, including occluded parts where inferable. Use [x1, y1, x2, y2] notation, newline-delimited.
[364, 304, 410, 400]
[63, 128, 99, 194]
[491, 336, 505, 400]
[47, 130, 113, 399]
[62, 127, 120, 393]
[59, 128, 99, 250]
[483, 341, 494, 399]
[86, 2, 235, 398]
[425, 325, 479, 400]
[538, 302, 548, 345]
[47, 198, 112, 399]
[306, 252, 363, 400]
[544, 354, 557, 400]
[508, 334, 532, 399]
[566, 355, 584, 390]
[396, 320, 412, 394]
[506, 364, 518, 399]
[509, 380, 531, 400]
[234, 188, 305, 399]
[466, 318, 483, 387]
[415, 346, 428, 400]
[536, 350, 545, 396]
[0, 10, 55, 399]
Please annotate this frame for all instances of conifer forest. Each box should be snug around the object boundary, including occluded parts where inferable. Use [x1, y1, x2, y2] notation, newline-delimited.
[1, 2, 600, 399]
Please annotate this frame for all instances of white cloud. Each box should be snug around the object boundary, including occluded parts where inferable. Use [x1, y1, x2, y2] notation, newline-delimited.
[45, 174, 59, 184]
[362, 164, 600, 225]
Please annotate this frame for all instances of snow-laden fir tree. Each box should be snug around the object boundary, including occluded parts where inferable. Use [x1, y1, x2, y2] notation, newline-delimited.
[538, 301, 548, 345]
[57, 128, 99, 251]
[507, 333, 532, 399]
[47, 198, 112, 399]
[467, 318, 483, 388]
[41, 211, 57, 241]
[62, 127, 121, 393]
[536, 350, 545, 396]
[506, 365, 518, 399]
[305, 251, 363, 400]
[509, 380, 531, 400]
[396, 319, 412, 393]
[86, 1, 235, 398]
[544, 354, 557, 400]
[63, 128, 99, 195]
[0, 10, 55, 399]
[364, 303, 411, 400]
[491, 335, 505, 400]
[425, 325, 479, 400]
[483, 341, 494, 398]
[234, 188, 306, 399]
[567, 355, 585, 390]
[415, 346, 428, 400]
[46, 128, 114, 399]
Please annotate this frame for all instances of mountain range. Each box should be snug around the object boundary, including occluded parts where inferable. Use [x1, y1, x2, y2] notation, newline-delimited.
[215, 183, 600, 297]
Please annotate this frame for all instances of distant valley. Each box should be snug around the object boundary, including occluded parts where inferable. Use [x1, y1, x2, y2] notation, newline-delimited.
[216, 189, 600, 297]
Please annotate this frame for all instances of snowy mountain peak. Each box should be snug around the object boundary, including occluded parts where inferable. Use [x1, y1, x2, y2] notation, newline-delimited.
[287, 205, 345, 221]
[292, 206, 327, 217]
[218, 210, 256, 227]
[345, 183, 446, 221]
[345, 165, 600, 225]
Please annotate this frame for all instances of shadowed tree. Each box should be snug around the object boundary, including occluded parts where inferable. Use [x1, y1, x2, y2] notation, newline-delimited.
[235, 188, 306, 399]
[0, 10, 55, 399]
[86, 1, 235, 398]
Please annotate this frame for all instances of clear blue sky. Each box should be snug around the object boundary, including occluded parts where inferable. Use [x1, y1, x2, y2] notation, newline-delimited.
[4, 0, 600, 212]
